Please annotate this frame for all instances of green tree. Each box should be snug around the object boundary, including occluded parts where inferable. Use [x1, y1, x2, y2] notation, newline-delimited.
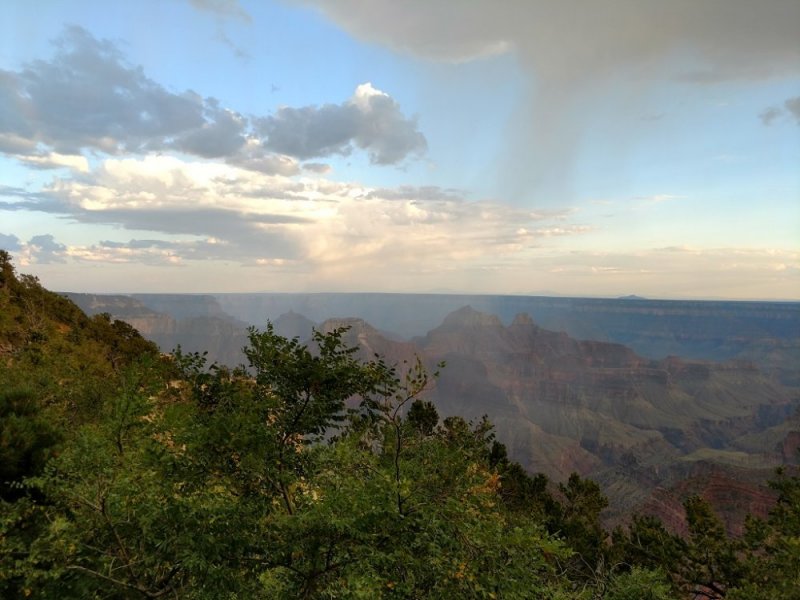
[605, 567, 672, 600]
[729, 468, 800, 600]
[678, 495, 744, 599]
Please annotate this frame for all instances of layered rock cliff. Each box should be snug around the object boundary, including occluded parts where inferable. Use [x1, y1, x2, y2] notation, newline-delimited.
[61, 293, 800, 533]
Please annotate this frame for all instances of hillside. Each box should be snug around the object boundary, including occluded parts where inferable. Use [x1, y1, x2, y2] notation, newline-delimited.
[69, 291, 800, 386]
[4, 255, 800, 598]
[62, 288, 800, 530]
[0, 252, 160, 500]
[345, 306, 799, 529]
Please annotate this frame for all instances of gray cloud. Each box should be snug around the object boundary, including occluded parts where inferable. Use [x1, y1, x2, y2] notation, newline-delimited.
[365, 185, 464, 202]
[101, 239, 179, 250]
[0, 133, 37, 154]
[0, 185, 54, 209]
[301, 1, 800, 81]
[9, 197, 306, 261]
[760, 106, 783, 126]
[1, 26, 205, 155]
[785, 96, 800, 124]
[0, 161, 310, 263]
[214, 28, 251, 61]
[257, 83, 426, 165]
[299, 0, 800, 202]
[258, 104, 356, 159]
[70, 206, 307, 235]
[1, 27, 423, 169]
[84, 237, 280, 265]
[188, 0, 251, 23]
[28, 234, 67, 263]
[301, 162, 332, 174]
[0, 232, 21, 251]
[228, 149, 301, 176]
[760, 96, 800, 126]
[174, 100, 248, 158]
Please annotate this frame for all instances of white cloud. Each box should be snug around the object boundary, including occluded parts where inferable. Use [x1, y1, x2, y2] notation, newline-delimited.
[16, 152, 89, 173]
[13, 234, 68, 265]
[5, 154, 589, 277]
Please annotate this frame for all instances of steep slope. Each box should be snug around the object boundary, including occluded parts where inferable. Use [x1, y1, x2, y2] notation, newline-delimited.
[273, 310, 316, 341]
[411, 306, 797, 530]
[0, 253, 160, 498]
[213, 293, 800, 387]
[419, 308, 780, 464]
[48, 286, 800, 532]
[317, 317, 419, 368]
[66, 293, 250, 366]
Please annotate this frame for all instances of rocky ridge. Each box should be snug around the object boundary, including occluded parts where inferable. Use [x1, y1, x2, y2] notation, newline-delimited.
[62, 293, 800, 532]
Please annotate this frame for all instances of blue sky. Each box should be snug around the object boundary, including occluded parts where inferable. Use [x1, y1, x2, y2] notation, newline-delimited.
[1, 0, 798, 299]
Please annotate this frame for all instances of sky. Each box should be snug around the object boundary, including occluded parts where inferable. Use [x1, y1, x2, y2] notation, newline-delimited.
[1, 0, 798, 299]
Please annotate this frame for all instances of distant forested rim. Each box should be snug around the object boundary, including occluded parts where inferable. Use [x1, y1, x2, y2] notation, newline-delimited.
[1, 251, 798, 599]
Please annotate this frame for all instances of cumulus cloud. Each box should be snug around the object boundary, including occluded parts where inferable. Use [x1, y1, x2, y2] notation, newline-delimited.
[0, 27, 424, 170]
[0, 155, 587, 273]
[12, 234, 68, 265]
[0, 26, 210, 155]
[257, 83, 427, 165]
[228, 143, 301, 175]
[302, 162, 332, 174]
[16, 152, 89, 172]
[0, 232, 21, 251]
[174, 100, 248, 158]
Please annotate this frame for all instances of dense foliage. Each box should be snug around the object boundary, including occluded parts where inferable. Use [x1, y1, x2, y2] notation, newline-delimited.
[1, 251, 798, 598]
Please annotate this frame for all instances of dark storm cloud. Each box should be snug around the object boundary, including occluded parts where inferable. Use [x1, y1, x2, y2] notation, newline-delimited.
[257, 84, 427, 165]
[300, 0, 800, 201]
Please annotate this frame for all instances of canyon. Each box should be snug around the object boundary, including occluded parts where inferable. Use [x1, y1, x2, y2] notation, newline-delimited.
[65, 292, 800, 531]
